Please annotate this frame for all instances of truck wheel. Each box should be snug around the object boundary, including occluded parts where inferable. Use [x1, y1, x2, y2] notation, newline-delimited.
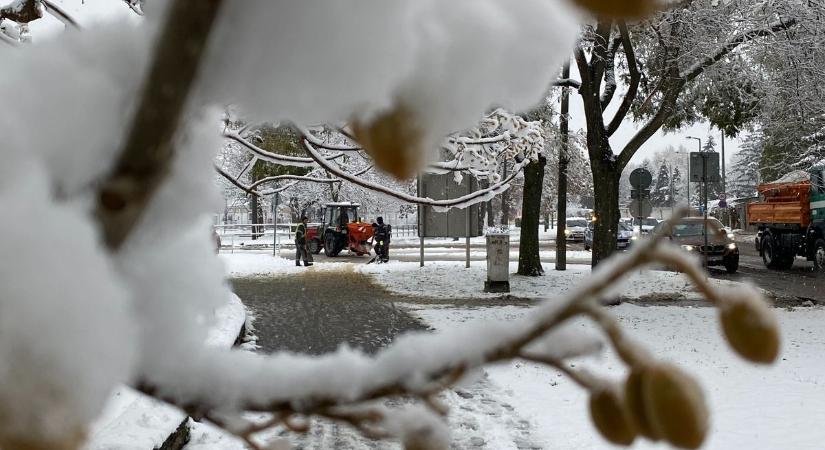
[813, 238, 825, 273]
[761, 236, 784, 269]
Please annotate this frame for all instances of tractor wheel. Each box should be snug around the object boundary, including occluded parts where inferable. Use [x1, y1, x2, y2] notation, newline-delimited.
[308, 239, 321, 255]
[324, 235, 339, 257]
[813, 238, 825, 274]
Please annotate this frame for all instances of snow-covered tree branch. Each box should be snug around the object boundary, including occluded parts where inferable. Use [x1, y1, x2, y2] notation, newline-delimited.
[0, 1, 790, 449]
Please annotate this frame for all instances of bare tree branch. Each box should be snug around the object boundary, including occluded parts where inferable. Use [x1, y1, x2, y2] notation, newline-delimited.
[94, 0, 224, 250]
[121, 0, 144, 16]
[42, 0, 80, 29]
[599, 36, 622, 110]
[249, 174, 341, 190]
[225, 130, 345, 168]
[215, 165, 262, 197]
[304, 141, 522, 210]
[552, 78, 582, 90]
[681, 18, 798, 82]
[606, 22, 640, 137]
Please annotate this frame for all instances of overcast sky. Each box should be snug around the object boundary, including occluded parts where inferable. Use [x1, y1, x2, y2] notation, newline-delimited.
[564, 63, 741, 167]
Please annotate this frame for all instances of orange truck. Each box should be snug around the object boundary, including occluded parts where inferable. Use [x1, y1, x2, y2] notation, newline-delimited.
[747, 167, 825, 270]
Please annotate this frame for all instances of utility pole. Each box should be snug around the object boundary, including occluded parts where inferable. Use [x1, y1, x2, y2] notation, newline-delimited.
[721, 130, 726, 197]
[686, 136, 701, 216]
[556, 61, 570, 271]
[669, 163, 675, 217]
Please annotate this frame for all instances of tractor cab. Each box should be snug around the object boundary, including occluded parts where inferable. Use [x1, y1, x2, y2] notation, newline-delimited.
[323, 203, 360, 232]
[305, 202, 374, 257]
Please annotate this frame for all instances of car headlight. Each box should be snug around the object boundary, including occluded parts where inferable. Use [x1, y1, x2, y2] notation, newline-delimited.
[630, 235, 638, 241]
[727, 233, 735, 240]
[728, 243, 737, 250]
[564, 229, 571, 236]
[681, 245, 695, 252]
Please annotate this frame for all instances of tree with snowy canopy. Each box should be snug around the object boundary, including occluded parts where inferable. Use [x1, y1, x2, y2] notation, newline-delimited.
[652, 161, 671, 207]
[0, 1, 788, 449]
[562, 0, 801, 266]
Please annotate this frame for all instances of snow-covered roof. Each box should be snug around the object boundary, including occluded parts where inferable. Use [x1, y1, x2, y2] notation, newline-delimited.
[771, 170, 809, 184]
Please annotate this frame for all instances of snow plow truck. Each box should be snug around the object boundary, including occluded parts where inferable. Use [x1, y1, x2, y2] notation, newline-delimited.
[748, 166, 825, 271]
[305, 202, 374, 257]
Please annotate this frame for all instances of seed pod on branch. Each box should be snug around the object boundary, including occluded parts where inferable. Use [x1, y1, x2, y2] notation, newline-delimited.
[589, 386, 637, 445]
[642, 363, 708, 449]
[351, 102, 425, 180]
[719, 296, 780, 364]
[624, 369, 661, 441]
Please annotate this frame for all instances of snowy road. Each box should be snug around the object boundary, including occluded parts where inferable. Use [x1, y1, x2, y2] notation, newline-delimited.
[708, 243, 822, 303]
[229, 271, 428, 355]
[224, 271, 550, 449]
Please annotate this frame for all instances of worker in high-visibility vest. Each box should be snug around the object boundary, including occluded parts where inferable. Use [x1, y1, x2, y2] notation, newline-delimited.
[294, 216, 313, 267]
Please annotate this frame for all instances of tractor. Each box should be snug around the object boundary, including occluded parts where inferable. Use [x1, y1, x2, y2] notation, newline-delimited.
[305, 202, 374, 257]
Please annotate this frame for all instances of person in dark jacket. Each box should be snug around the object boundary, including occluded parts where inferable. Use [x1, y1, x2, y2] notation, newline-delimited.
[371, 216, 391, 263]
[295, 216, 313, 267]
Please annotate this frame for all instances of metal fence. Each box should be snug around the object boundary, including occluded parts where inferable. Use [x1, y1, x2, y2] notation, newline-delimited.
[392, 224, 418, 237]
[215, 222, 419, 252]
[214, 223, 294, 253]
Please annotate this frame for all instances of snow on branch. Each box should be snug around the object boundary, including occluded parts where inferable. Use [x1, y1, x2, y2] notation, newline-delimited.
[220, 108, 545, 210]
[304, 139, 525, 212]
[42, 0, 80, 29]
[224, 129, 344, 168]
[680, 18, 799, 82]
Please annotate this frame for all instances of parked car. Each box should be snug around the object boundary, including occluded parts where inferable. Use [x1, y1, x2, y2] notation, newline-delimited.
[584, 221, 634, 251]
[565, 217, 588, 242]
[654, 217, 739, 273]
[634, 217, 661, 235]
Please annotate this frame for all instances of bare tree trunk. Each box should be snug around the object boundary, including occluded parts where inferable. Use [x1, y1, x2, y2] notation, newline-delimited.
[250, 190, 260, 239]
[591, 162, 620, 266]
[556, 62, 570, 271]
[517, 156, 547, 276]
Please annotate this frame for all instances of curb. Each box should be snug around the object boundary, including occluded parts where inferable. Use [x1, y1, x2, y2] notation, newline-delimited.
[84, 295, 248, 450]
[157, 298, 248, 450]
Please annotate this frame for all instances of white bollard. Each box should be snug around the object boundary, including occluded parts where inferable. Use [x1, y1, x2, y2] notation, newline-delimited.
[484, 233, 510, 293]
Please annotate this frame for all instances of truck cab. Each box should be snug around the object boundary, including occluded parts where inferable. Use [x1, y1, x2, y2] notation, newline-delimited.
[748, 166, 825, 271]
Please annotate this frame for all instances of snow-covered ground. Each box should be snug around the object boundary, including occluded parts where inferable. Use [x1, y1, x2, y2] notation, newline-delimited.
[208, 252, 824, 449]
[361, 260, 743, 301]
[403, 303, 825, 450]
[84, 294, 247, 450]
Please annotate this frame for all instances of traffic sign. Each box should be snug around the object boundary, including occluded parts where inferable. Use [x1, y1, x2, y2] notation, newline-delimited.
[629, 198, 653, 218]
[631, 189, 650, 199]
[689, 152, 721, 182]
[629, 168, 653, 189]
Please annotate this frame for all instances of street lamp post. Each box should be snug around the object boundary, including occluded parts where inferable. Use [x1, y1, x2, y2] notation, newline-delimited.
[685, 136, 701, 216]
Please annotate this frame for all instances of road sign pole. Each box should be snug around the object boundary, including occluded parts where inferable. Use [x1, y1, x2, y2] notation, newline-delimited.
[703, 155, 709, 271]
[273, 192, 279, 256]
